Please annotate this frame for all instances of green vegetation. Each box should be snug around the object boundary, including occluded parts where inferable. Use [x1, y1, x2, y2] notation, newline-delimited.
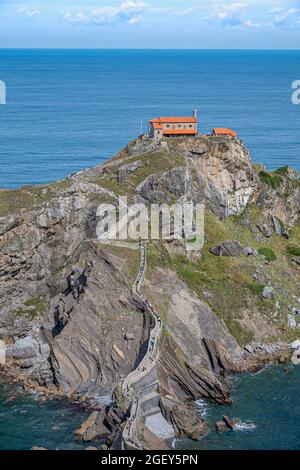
[0, 180, 70, 218]
[258, 171, 282, 190]
[224, 318, 254, 346]
[147, 204, 300, 346]
[286, 245, 300, 256]
[116, 394, 127, 408]
[258, 247, 277, 262]
[89, 147, 186, 202]
[273, 166, 289, 176]
[15, 296, 48, 320]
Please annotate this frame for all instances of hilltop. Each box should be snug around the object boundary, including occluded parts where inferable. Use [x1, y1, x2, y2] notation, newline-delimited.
[0, 134, 300, 449]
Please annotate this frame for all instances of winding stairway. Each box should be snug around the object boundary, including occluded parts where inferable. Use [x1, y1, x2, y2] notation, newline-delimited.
[122, 241, 163, 450]
[97, 187, 163, 449]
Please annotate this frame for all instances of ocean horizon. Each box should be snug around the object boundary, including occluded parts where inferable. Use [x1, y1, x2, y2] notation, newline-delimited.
[0, 49, 299, 189]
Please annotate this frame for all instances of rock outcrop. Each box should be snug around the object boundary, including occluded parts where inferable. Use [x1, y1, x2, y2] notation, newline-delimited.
[0, 134, 299, 449]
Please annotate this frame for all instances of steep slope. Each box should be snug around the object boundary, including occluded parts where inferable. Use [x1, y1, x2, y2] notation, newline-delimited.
[0, 134, 299, 448]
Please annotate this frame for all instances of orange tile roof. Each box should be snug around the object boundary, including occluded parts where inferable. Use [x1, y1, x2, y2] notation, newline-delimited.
[150, 117, 197, 124]
[152, 123, 163, 129]
[213, 128, 237, 137]
[162, 129, 198, 135]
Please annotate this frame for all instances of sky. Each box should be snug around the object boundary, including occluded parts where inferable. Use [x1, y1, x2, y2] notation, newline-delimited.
[0, 1, 300, 48]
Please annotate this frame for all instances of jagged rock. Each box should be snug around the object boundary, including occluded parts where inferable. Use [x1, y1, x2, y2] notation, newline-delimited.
[0, 134, 299, 450]
[188, 137, 255, 217]
[290, 306, 300, 316]
[272, 216, 282, 236]
[72, 196, 84, 211]
[11, 336, 39, 360]
[293, 256, 300, 266]
[74, 411, 100, 442]
[282, 228, 290, 240]
[38, 213, 49, 229]
[160, 398, 209, 440]
[31, 446, 47, 450]
[203, 291, 213, 299]
[124, 332, 134, 341]
[135, 167, 189, 203]
[244, 344, 254, 354]
[216, 415, 241, 432]
[288, 315, 297, 329]
[291, 340, 300, 350]
[209, 240, 244, 257]
[0, 214, 22, 236]
[117, 160, 144, 182]
[243, 247, 257, 256]
[257, 223, 272, 238]
[263, 287, 274, 300]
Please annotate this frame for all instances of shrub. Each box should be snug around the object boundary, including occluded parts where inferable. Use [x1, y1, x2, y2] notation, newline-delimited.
[273, 166, 289, 176]
[286, 245, 300, 256]
[15, 296, 47, 319]
[258, 171, 281, 190]
[258, 247, 277, 262]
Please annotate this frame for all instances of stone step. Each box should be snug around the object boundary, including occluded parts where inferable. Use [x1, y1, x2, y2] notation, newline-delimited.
[141, 391, 160, 414]
[144, 406, 161, 418]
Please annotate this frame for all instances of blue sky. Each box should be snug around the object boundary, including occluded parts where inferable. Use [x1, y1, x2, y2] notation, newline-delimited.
[1, 1, 300, 48]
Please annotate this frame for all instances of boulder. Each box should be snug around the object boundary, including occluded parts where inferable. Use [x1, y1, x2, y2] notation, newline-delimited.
[288, 315, 297, 329]
[12, 336, 39, 360]
[243, 247, 257, 257]
[257, 223, 272, 238]
[291, 340, 300, 350]
[216, 415, 241, 432]
[209, 240, 244, 257]
[74, 411, 99, 442]
[282, 228, 290, 240]
[292, 256, 300, 266]
[117, 160, 144, 182]
[203, 291, 213, 300]
[124, 332, 135, 341]
[263, 287, 274, 300]
[160, 398, 209, 441]
[244, 344, 254, 354]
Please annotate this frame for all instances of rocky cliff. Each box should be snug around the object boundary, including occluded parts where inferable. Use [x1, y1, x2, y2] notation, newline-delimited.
[0, 134, 299, 448]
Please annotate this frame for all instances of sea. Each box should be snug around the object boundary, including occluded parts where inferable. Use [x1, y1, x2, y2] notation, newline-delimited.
[0, 49, 300, 450]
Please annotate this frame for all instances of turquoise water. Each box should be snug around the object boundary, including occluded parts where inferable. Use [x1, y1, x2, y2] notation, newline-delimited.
[177, 364, 300, 450]
[2, 365, 300, 450]
[0, 380, 90, 450]
[0, 49, 300, 188]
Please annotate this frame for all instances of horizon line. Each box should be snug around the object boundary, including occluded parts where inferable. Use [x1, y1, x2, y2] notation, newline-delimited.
[0, 47, 300, 51]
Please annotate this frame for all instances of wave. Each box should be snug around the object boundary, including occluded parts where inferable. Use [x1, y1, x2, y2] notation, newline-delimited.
[196, 399, 209, 417]
[234, 421, 256, 431]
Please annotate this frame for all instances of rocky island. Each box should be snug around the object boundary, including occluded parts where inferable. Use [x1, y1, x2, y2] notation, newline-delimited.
[0, 134, 300, 449]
